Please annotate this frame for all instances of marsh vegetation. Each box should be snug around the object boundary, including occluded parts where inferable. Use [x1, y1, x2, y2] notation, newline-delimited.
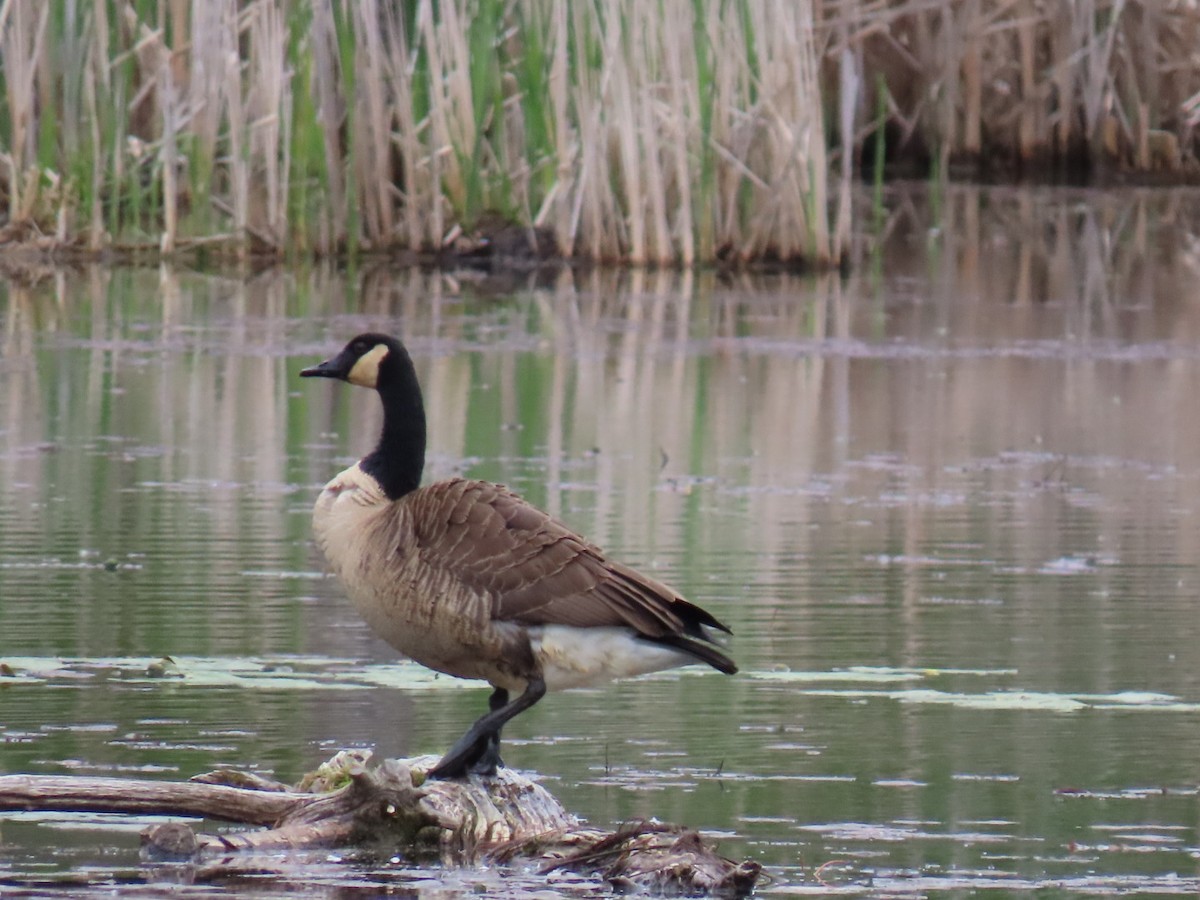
[1, 1, 1197, 266]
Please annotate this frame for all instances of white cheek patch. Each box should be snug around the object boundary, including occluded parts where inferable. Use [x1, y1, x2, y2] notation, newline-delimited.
[347, 344, 389, 387]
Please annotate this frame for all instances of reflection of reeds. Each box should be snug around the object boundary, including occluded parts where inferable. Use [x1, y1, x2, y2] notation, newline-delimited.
[9, 199, 1200, 842]
[0, 0, 836, 267]
[6, 191, 1200, 749]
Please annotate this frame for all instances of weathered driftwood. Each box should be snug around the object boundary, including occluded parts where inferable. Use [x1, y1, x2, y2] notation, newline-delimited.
[0, 751, 760, 896]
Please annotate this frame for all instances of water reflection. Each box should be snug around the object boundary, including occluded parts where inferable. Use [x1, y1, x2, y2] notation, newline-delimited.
[3, 184, 1200, 896]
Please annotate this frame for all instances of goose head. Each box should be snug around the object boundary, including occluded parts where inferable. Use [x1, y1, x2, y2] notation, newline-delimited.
[300, 333, 405, 389]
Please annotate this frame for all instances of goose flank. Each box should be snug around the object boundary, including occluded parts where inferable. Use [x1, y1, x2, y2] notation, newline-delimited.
[301, 333, 736, 779]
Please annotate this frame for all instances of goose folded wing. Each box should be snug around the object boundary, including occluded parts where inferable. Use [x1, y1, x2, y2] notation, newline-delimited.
[409, 479, 731, 640]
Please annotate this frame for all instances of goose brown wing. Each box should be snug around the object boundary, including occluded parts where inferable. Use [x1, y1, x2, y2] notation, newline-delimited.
[407, 478, 733, 642]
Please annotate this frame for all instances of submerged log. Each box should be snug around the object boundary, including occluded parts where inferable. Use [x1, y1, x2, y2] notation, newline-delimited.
[0, 750, 759, 896]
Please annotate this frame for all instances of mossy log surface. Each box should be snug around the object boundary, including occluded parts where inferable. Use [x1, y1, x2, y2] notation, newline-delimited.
[0, 751, 760, 896]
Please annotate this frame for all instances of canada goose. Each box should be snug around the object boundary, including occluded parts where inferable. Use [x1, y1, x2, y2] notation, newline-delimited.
[300, 333, 736, 779]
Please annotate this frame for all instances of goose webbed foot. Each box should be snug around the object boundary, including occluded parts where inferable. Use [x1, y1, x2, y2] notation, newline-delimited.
[427, 680, 545, 780]
[428, 727, 501, 778]
[467, 737, 504, 775]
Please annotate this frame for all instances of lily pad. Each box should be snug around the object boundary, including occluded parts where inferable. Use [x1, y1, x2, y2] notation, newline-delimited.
[0, 656, 479, 692]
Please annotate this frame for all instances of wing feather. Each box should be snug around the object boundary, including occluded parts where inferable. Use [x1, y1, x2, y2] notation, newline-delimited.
[406, 478, 735, 671]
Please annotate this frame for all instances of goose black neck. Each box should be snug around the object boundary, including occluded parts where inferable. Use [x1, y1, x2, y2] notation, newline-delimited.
[360, 351, 426, 500]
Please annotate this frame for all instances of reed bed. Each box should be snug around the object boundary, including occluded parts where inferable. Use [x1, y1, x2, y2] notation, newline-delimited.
[0, 1, 1198, 266]
[0, 0, 833, 265]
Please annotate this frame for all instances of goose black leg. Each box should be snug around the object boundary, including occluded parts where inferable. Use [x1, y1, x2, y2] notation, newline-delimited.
[464, 687, 509, 775]
[429, 678, 546, 779]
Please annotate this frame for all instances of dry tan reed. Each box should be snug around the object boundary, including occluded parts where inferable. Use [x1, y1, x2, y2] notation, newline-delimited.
[0, 0, 48, 222]
[823, 0, 1200, 177]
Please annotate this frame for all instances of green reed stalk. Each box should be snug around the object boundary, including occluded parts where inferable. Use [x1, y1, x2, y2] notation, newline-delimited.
[691, 1, 716, 264]
[286, 4, 320, 255]
[333, 1, 357, 257]
[872, 74, 886, 216]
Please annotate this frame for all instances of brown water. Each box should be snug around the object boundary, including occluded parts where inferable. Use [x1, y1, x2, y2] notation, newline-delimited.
[4, 184, 1200, 896]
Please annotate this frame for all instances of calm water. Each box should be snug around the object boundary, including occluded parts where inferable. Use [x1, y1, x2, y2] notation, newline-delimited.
[5, 185, 1200, 896]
